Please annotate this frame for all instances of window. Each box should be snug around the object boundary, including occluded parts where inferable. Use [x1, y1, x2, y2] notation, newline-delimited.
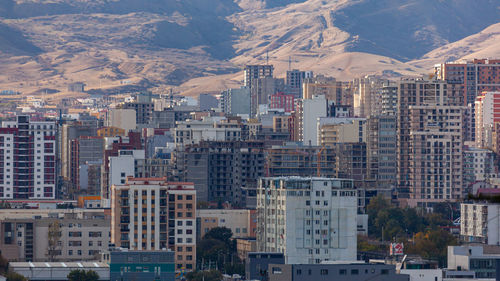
[272, 267, 282, 274]
[320, 269, 328, 275]
[381, 269, 389, 275]
[297, 269, 302, 275]
[351, 269, 359, 275]
[186, 221, 192, 226]
[339, 269, 347, 275]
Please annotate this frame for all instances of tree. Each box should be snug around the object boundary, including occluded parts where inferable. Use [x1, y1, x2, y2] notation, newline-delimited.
[67, 269, 99, 281]
[47, 222, 61, 262]
[4, 272, 28, 281]
[203, 227, 232, 244]
[407, 228, 457, 267]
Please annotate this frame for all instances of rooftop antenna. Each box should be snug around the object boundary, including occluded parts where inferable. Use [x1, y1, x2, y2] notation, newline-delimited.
[288, 56, 292, 71]
[266, 50, 269, 65]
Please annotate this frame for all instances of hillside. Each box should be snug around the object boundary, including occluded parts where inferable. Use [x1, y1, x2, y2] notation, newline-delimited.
[0, 0, 498, 98]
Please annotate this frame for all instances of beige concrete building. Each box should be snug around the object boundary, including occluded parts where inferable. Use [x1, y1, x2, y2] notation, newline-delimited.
[407, 105, 465, 208]
[111, 178, 196, 271]
[396, 78, 464, 206]
[197, 209, 256, 239]
[318, 118, 366, 147]
[0, 211, 110, 262]
[106, 108, 137, 132]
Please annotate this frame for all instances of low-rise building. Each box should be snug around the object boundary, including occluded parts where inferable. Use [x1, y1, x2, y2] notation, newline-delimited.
[11, 262, 109, 281]
[268, 262, 409, 281]
[0, 211, 110, 262]
[448, 245, 500, 279]
[109, 249, 175, 281]
[197, 209, 256, 240]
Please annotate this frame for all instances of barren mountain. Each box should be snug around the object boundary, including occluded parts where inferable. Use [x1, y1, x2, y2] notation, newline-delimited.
[0, 0, 498, 98]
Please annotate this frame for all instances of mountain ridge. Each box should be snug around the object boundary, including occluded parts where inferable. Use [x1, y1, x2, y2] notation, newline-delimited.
[0, 0, 498, 98]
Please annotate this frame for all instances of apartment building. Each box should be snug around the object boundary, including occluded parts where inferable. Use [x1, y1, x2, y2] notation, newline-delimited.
[221, 87, 251, 116]
[381, 82, 398, 115]
[407, 105, 464, 208]
[303, 76, 350, 107]
[318, 118, 366, 147]
[244, 64, 274, 87]
[175, 140, 265, 206]
[435, 59, 500, 107]
[173, 119, 241, 145]
[396, 78, 464, 204]
[0, 116, 57, 199]
[475, 92, 500, 149]
[353, 75, 387, 118]
[463, 147, 497, 188]
[0, 211, 110, 262]
[106, 108, 137, 132]
[461, 203, 500, 245]
[366, 115, 397, 183]
[257, 177, 357, 264]
[297, 95, 333, 145]
[111, 178, 196, 270]
[197, 209, 257, 239]
[266, 142, 337, 178]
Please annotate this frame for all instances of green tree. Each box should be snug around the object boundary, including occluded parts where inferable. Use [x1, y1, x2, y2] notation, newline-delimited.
[204, 227, 232, 243]
[407, 228, 457, 267]
[5, 272, 28, 281]
[67, 269, 99, 281]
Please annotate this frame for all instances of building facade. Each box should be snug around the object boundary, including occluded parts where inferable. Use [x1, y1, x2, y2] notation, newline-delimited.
[0, 116, 57, 199]
[111, 178, 196, 270]
[257, 177, 357, 264]
[461, 203, 500, 245]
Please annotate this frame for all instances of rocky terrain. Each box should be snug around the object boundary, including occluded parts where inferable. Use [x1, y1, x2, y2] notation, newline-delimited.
[0, 0, 498, 98]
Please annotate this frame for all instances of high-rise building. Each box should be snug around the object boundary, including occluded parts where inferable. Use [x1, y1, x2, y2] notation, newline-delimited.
[396, 78, 464, 206]
[101, 132, 143, 199]
[381, 82, 398, 115]
[269, 92, 295, 113]
[475, 92, 500, 149]
[257, 177, 357, 264]
[244, 65, 274, 87]
[175, 140, 265, 206]
[434, 59, 500, 107]
[221, 87, 251, 116]
[119, 100, 155, 125]
[303, 76, 344, 104]
[173, 119, 241, 145]
[0, 116, 57, 199]
[463, 147, 497, 188]
[366, 116, 397, 184]
[266, 142, 337, 178]
[318, 118, 366, 147]
[353, 76, 387, 118]
[435, 59, 500, 142]
[297, 95, 333, 145]
[106, 109, 137, 132]
[335, 142, 367, 181]
[286, 69, 313, 97]
[111, 178, 196, 271]
[250, 77, 284, 117]
[406, 105, 464, 208]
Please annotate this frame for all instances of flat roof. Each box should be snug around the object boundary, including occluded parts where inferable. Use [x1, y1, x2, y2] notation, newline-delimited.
[10, 262, 109, 268]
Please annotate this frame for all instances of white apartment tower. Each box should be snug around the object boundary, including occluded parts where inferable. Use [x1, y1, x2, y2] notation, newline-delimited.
[0, 116, 57, 199]
[257, 177, 357, 264]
